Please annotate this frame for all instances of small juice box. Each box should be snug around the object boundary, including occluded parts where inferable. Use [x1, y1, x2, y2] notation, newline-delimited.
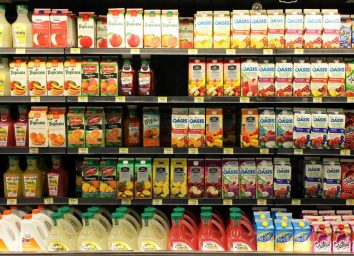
[99, 158, 117, 198]
[345, 110, 354, 149]
[28, 58, 47, 96]
[144, 10, 161, 48]
[274, 220, 293, 252]
[292, 220, 311, 253]
[340, 159, 354, 199]
[250, 10, 267, 48]
[267, 10, 285, 48]
[275, 57, 293, 96]
[304, 158, 323, 197]
[241, 58, 258, 96]
[152, 158, 169, 198]
[259, 108, 276, 148]
[188, 108, 205, 148]
[327, 108, 345, 149]
[116, 158, 134, 199]
[205, 159, 222, 198]
[188, 159, 205, 198]
[255, 220, 275, 252]
[125, 9, 143, 48]
[258, 58, 275, 96]
[345, 61, 354, 96]
[322, 9, 341, 48]
[64, 58, 81, 96]
[32, 9, 51, 48]
[206, 108, 223, 147]
[171, 108, 188, 148]
[322, 158, 341, 198]
[256, 158, 274, 199]
[206, 58, 223, 96]
[100, 58, 118, 96]
[46, 58, 64, 96]
[310, 108, 328, 149]
[231, 10, 250, 48]
[213, 11, 230, 48]
[105, 107, 123, 147]
[107, 8, 125, 48]
[340, 15, 352, 48]
[327, 58, 345, 96]
[194, 11, 213, 48]
[293, 108, 311, 148]
[81, 58, 100, 96]
[28, 107, 48, 147]
[96, 15, 107, 48]
[311, 221, 332, 253]
[179, 17, 194, 48]
[241, 108, 259, 148]
[170, 158, 187, 198]
[222, 158, 239, 199]
[332, 222, 351, 253]
[134, 158, 152, 199]
[143, 107, 160, 147]
[276, 107, 294, 148]
[285, 9, 304, 48]
[85, 107, 104, 148]
[239, 158, 256, 199]
[10, 59, 28, 96]
[82, 158, 100, 198]
[67, 107, 85, 148]
[77, 12, 96, 48]
[47, 107, 66, 147]
[293, 57, 311, 96]
[161, 10, 179, 48]
[188, 57, 206, 96]
[274, 158, 292, 198]
[223, 58, 240, 96]
[304, 9, 323, 48]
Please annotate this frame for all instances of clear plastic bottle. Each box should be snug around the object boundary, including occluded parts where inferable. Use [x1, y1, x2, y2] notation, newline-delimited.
[12, 5, 32, 48]
[115, 207, 141, 234]
[3, 156, 23, 198]
[138, 212, 167, 251]
[57, 206, 83, 235]
[22, 156, 43, 198]
[0, 5, 12, 47]
[78, 212, 107, 251]
[87, 206, 112, 234]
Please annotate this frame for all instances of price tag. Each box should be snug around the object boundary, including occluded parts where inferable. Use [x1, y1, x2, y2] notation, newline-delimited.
[152, 199, 163, 205]
[121, 199, 132, 205]
[226, 49, 236, 55]
[78, 96, 88, 102]
[30, 96, 40, 102]
[240, 96, 250, 103]
[70, 48, 80, 54]
[257, 199, 267, 205]
[347, 97, 354, 103]
[346, 199, 354, 206]
[115, 96, 126, 102]
[119, 148, 129, 154]
[68, 198, 78, 205]
[223, 148, 234, 154]
[6, 199, 17, 205]
[15, 48, 26, 54]
[29, 148, 39, 154]
[194, 97, 204, 103]
[188, 49, 198, 55]
[292, 199, 301, 205]
[294, 149, 303, 155]
[78, 148, 89, 154]
[188, 148, 199, 154]
[223, 199, 233, 205]
[260, 148, 269, 154]
[263, 49, 273, 55]
[188, 199, 198, 205]
[157, 96, 168, 103]
[313, 97, 322, 103]
[130, 49, 140, 54]
[294, 49, 304, 54]
[164, 148, 173, 154]
[44, 198, 54, 205]
[340, 149, 351, 156]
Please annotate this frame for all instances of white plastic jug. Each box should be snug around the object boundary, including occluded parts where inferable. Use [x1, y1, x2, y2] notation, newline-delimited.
[2, 210, 21, 232]
[116, 207, 141, 234]
[144, 207, 170, 234]
[138, 212, 167, 251]
[32, 209, 53, 234]
[87, 207, 112, 234]
[78, 212, 107, 251]
[37, 205, 54, 217]
[0, 214, 21, 251]
[21, 214, 47, 251]
[57, 206, 82, 234]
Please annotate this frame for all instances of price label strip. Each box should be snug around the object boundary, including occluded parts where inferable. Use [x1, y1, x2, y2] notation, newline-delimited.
[223, 199, 233, 205]
[115, 96, 126, 102]
[223, 148, 234, 154]
[194, 97, 204, 103]
[188, 148, 199, 154]
[70, 48, 80, 54]
[294, 149, 303, 155]
[78, 148, 89, 154]
[15, 48, 26, 54]
[6, 199, 17, 205]
[78, 96, 88, 102]
[130, 49, 140, 54]
[226, 49, 236, 55]
[157, 96, 168, 103]
[31, 96, 40, 103]
[188, 199, 198, 205]
[152, 199, 163, 205]
[340, 149, 351, 156]
[240, 97, 250, 103]
[188, 49, 198, 55]
[164, 148, 173, 154]
[121, 199, 132, 205]
[68, 198, 79, 205]
[292, 199, 301, 205]
[44, 198, 54, 205]
[119, 148, 129, 154]
[257, 199, 267, 205]
[260, 148, 269, 154]
[29, 148, 39, 154]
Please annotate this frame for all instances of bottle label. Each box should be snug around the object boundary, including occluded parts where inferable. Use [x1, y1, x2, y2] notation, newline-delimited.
[0, 124, 9, 147]
[13, 23, 27, 47]
[201, 241, 224, 251]
[232, 242, 253, 251]
[22, 236, 41, 251]
[172, 242, 193, 250]
[80, 240, 102, 251]
[47, 173, 59, 197]
[48, 241, 69, 251]
[14, 123, 27, 147]
[128, 122, 139, 144]
[23, 175, 37, 197]
[141, 240, 161, 250]
[111, 241, 132, 250]
[5, 175, 20, 198]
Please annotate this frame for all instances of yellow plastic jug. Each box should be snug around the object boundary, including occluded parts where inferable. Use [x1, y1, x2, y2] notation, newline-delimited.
[138, 212, 167, 251]
[78, 212, 107, 251]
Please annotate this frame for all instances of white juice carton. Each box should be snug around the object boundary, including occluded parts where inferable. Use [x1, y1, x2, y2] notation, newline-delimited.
[310, 58, 328, 97]
[171, 108, 189, 148]
[10, 59, 28, 96]
[161, 10, 179, 48]
[267, 10, 285, 48]
[96, 16, 107, 48]
[213, 11, 230, 48]
[304, 9, 323, 48]
[239, 158, 256, 199]
[256, 158, 274, 199]
[28, 106, 48, 147]
[250, 10, 268, 48]
[293, 57, 311, 96]
[222, 158, 239, 198]
[125, 9, 143, 48]
[257, 58, 275, 96]
[144, 10, 161, 48]
[274, 158, 291, 198]
[28, 58, 47, 96]
[327, 108, 345, 149]
[293, 108, 311, 148]
[194, 11, 213, 48]
[304, 158, 323, 198]
[46, 58, 64, 96]
[231, 10, 250, 48]
[64, 58, 81, 96]
[276, 107, 294, 148]
[77, 12, 96, 48]
[188, 108, 205, 148]
[327, 58, 345, 96]
[322, 9, 341, 48]
[275, 57, 293, 96]
[310, 108, 328, 149]
[107, 8, 125, 48]
[322, 158, 341, 198]
[285, 9, 304, 48]
[241, 58, 258, 96]
[259, 108, 276, 149]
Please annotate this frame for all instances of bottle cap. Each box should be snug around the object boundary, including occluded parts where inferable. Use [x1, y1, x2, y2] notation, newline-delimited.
[82, 212, 94, 219]
[173, 207, 185, 214]
[112, 212, 125, 220]
[200, 212, 212, 219]
[230, 213, 242, 220]
[3, 210, 11, 215]
[116, 207, 128, 213]
[57, 206, 70, 214]
[144, 207, 156, 214]
[51, 212, 64, 220]
[32, 209, 40, 214]
[200, 206, 212, 212]
[24, 214, 32, 220]
[87, 207, 100, 214]
[229, 207, 241, 213]
[141, 212, 153, 220]
[171, 212, 183, 221]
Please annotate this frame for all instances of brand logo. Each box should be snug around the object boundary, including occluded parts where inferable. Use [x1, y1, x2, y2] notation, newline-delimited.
[277, 168, 290, 173]
[240, 169, 256, 175]
[297, 117, 310, 122]
[276, 232, 292, 243]
[196, 20, 212, 26]
[330, 117, 344, 123]
[312, 67, 328, 72]
[295, 67, 311, 73]
[306, 18, 322, 23]
[84, 167, 97, 176]
[257, 169, 273, 175]
[258, 232, 273, 242]
[324, 18, 340, 24]
[326, 168, 340, 174]
[277, 67, 293, 72]
[314, 117, 327, 122]
[173, 118, 188, 123]
[234, 18, 250, 24]
[329, 67, 344, 73]
[260, 117, 275, 124]
[242, 66, 257, 72]
[215, 20, 230, 26]
[83, 65, 97, 74]
[259, 67, 274, 72]
[69, 117, 83, 126]
[308, 167, 321, 172]
[294, 231, 310, 242]
[102, 167, 115, 176]
[287, 18, 303, 23]
[87, 115, 102, 126]
[278, 118, 293, 124]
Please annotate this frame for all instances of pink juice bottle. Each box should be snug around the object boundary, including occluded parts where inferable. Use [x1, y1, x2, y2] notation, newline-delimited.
[198, 212, 226, 251]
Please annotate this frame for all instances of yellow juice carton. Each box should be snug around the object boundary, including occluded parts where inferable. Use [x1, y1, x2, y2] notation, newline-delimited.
[250, 10, 268, 48]
[64, 58, 81, 96]
[304, 9, 323, 48]
[153, 158, 169, 198]
[10, 59, 28, 96]
[161, 10, 179, 48]
[194, 11, 213, 48]
[179, 17, 194, 48]
[206, 108, 223, 147]
[188, 57, 206, 96]
[107, 8, 125, 48]
[48, 107, 66, 147]
[171, 108, 188, 148]
[256, 219, 275, 252]
[213, 11, 230, 48]
[231, 10, 250, 48]
[327, 57, 345, 96]
[310, 57, 328, 97]
[188, 108, 205, 148]
[206, 57, 223, 96]
[275, 220, 294, 252]
[322, 9, 341, 48]
[46, 58, 64, 96]
[267, 10, 285, 48]
[285, 9, 304, 48]
[144, 10, 161, 48]
[292, 220, 311, 252]
[125, 9, 143, 48]
[28, 106, 48, 147]
[116, 158, 134, 199]
[134, 158, 152, 199]
[28, 58, 47, 96]
[170, 158, 187, 198]
[223, 57, 240, 96]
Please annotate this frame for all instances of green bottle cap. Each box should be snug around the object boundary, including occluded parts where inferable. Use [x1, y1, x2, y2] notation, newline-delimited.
[57, 206, 70, 214]
[144, 207, 156, 214]
[50, 212, 64, 220]
[200, 212, 212, 219]
[229, 207, 241, 213]
[112, 212, 125, 220]
[0, 5, 5, 10]
[171, 212, 183, 221]
[200, 206, 212, 212]
[230, 213, 242, 220]
[141, 212, 153, 220]
[116, 207, 128, 213]
[87, 207, 100, 214]
[82, 212, 94, 219]
[173, 207, 185, 214]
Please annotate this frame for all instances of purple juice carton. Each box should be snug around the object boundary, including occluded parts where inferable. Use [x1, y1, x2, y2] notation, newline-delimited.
[340, 15, 352, 48]
[274, 158, 292, 198]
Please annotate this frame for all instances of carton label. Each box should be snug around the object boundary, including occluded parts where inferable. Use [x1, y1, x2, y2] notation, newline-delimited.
[46, 60, 64, 96]
[64, 60, 81, 96]
[213, 13, 230, 48]
[258, 62, 275, 96]
[188, 59, 206, 96]
[107, 9, 125, 48]
[310, 112, 328, 149]
[274, 163, 291, 198]
[188, 159, 204, 198]
[259, 110, 276, 148]
[268, 13, 285, 48]
[250, 13, 268, 48]
[323, 163, 341, 198]
[239, 160, 256, 198]
[304, 14, 323, 48]
[28, 60, 47, 96]
[223, 60, 240, 96]
[256, 160, 274, 198]
[285, 14, 304, 48]
[323, 13, 340, 48]
[206, 60, 223, 96]
[188, 110, 205, 148]
[328, 62, 345, 96]
[117, 159, 134, 199]
[5, 176, 20, 198]
[304, 163, 322, 197]
[144, 11, 161, 48]
[293, 62, 311, 96]
[231, 13, 250, 48]
[10, 61, 28, 96]
[82, 61, 99, 96]
[294, 111, 311, 148]
[161, 10, 179, 48]
[275, 62, 293, 96]
[171, 109, 188, 148]
[179, 18, 193, 48]
[241, 61, 258, 96]
[126, 9, 143, 48]
[194, 13, 213, 48]
[222, 160, 239, 198]
[170, 159, 187, 198]
[23, 175, 37, 197]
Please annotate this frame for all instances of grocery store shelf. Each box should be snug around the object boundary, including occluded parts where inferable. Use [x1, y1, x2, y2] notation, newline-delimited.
[0, 96, 66, 103]
[277, 148, 354, 156]
[0, 147, 66, 154]
[273, 198, 349, 206]
[0, 48, 64, 55]
[277, 48, 354, 55]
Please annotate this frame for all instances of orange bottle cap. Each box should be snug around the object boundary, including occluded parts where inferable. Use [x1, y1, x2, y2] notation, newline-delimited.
[3, 210, 11, 215]
[32, 209, 40, 214]
[24, 214, 32, 220]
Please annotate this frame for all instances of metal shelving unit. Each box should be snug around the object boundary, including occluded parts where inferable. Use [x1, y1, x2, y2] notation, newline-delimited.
[0, 147, 66, 155]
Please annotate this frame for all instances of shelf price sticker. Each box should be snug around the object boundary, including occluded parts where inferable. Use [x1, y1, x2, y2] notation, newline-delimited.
[294, 49, 304, 54]
[292, 199, 301, 205]
[115, 96, 126, 102]
[130, 49, 140, 54]
[121, 199, 132, 205]
[240, 96, 250, 103]
[29, 148, 39, 154]
[68, 198, 79, 205]
[70, 48, 80, 54]
[347, 97, 354, 103]
[188, 49, 198, 55]
[194, 97, 204, 103]
[263, 49, 273, 55]
[188, 199, 198, 205]
[119, 148, 129, 154]
[44, 198, 54, 205]
[260, 148, 269, 154]
[223, 199, 233, 205]
[188, 148, 199, 154]
[31, 96, 40, 103]
[346, 199, 354, 206]
[257, 199, 267, 205]
[340, 149, 351, 156]
[78, 148, 89, 154]
[152, 199, 163, 205]
[226, 49, 236, 55]
[157, 96, 168, 103]
[6, 198, 17, 205]
[313, 97, 322, 103]
[15, 48, 26, 54]
[223, 148, 234, 154]
[164, 148, 173, 154]
[78, 96, 88, 102]
[294, 149, 303, 155]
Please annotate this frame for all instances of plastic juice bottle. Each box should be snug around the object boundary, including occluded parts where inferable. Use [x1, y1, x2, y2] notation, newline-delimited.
[200, 206, 225, 230]
[78, 212, 107, 251]
[0, 214, 21, 251]
[138, 212, 167, 251]
[21, 214, 47, 251]
[8, 206, 26, 219]
[292, 220, 311, 252]
[138, 59, 154, 96]
[87, 207, 112, 234]
[57, 206, 82, 235]
[124, 105, 141, 147]
[14, 105, 29, 147]
[12, 5, 32, 48]
[46, 155, 68, 197]
[168, 212, 198, 250]
[2, 210, 21, 233]
[0, 58, 10, 96]
[198, 212, 226, 251]
[0, 5, 12, 47]
[229, 207, 252, 227]
[109, 212, 138, 251]
[144, 207, 170, 233]
[255, 219, 274, 252]
[115, 207, 141, 234]
[116, 207, 142, 227]
[119, 59, 136, 96]
[3, 156, 23, 198]
[0, 105, 14, 147]
[22, 156, 43, 198]
[32, 209, 52, 235]
[173, 207, 198, 231]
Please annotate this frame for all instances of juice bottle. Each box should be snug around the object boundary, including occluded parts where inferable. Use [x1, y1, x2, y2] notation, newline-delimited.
[0, 213, 21, 251]
[78, 212, 107, 251]
[168, 212, 198, 250]
[14, 105, 28, 147]
[57, 206, 83, 235]
[0, 5, 12, 47]
[0, 105, 14, 147]
[109, 212, 138, 251]
[124, 105, 141, 147]
[119, 59, 137, 96]
[46, 155, 68, 197]
[0, 58, 10, 96]
[173, 207, 198, 231]
[21, 214, 47, 251]
[198, 212, 225, 251]
[31, 208, 52, 235]
[115, 207, 141, 234]
[144, 207, 170, 232]
[3, 156, 23, 198]
[87, 206, 112, 234]
[138, 59, 154, 96]
[12, 5, 32, 48]
[22, 156, 43, 198]
[200, 206, 225, 231]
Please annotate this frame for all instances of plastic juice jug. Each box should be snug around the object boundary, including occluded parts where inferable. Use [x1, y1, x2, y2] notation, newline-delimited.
[22, 156, 43, 198]
[0, 5, 12, 47]
[46, 155, 68, 197]
[274, 220, 293, 252]
[3, 156, 23, 198]
[292, 220, 311, 252]
[21, 214, 47, 251]
[173, 207, 198, 231]
[0, 58, 10, 96]
[116, 207, 141, 227]
[255, 219, 274, 252]
[0, 105, 14, 147]
[37, 205, 54, 217]
[138, 212, 167, 251]
[57, 206, 82, 234]
[2, 210, 21, 232]
[229, 207, 252, 226]
[198, 212, 225, 251]
[200, 206, 225, 230]
[115, 207, 141, 234]
[144, 207, 170, 230]
[12, 5, 32, 48]
[14, 105, 29, 147]
[167, 212, 198, 250]
[87, 207, 112, 234]
[0, 214, 21, 251]
[108, 212, 138, 251]
[78, 212, 107, 251]
[9, 206, 26, 219]
[32, 209, 52, 233]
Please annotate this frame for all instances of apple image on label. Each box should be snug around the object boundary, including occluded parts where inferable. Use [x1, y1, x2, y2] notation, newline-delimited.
[109, 34, 122, 47]
[79, 36, 93, 48]
[34, 33, 49, 47]
[127, 34, 140, 48]
[97, 38, 107, 48]
[51, 33, 66, 46]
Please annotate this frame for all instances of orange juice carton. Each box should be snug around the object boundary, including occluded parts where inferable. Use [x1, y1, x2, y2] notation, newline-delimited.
[259, 108, 276, 148]
[340, 159, 354, 199]
[188, 57, 206, 96]
[125, 9, 143, 48]
[310, 108, 328, 149]
[188, 158, 205, 198]
[32, 9, 51, 48]
[77, 12, 96, 48]
[179, 17, 193, 48]
[231, 10, 250, 48]
[332, 222, 351, 253]
[81, 58, 100, 96]
[293, 57, 311, 96]
[205, 158, 222, 198]
[99, 158, 117, 198]
[322, 158, 341, 198]
[161, 10, 179, 48]
[171, 108, 188, 148]
[275, 57, 293, 96]
[134, 158, 152, 199]
[293, 108, 311, 148]
[304, 9, 323, 48]
[96, 15, 107, 48]
[46, 57, 64, 96]
[310, 57, 328, 97]
[188, 108, 205, 148]
[239, 158, 256, 199]
[194, 11, 213, 48]
[267, 10, 285, 48]
[274, 220, 293, 252]
[152, 158, 169, 198]
[10, 59, 28, 96]
[241, 58, 258, 96]
[304, 158, 323, 198]
[256, 158, 274, 199]
[82, 157, 100, 198]
[143, 107, 160, 147]
[64, 58, 81, 96]
[327, 58, 345, 96]
[85, 107, 104, 148]
[285, 9, 304, 48]
[222, 158, 239, 198]
[346, 60, 354, 96]
[258, 57, 275, 96]
[274, 158, 291, 198]
[170, 158, 187, 198]
[327, 108, 345, 149]
[241, 108, 259, 148]
[28, 58, 47, 96]
[213, 11, 230, 48]
[116, 158, 134, 199]
[107, 8, 125, 48]
[311, 221, 332, 252]
[276, 107, 294, 148]
[67, 107, 85, 148]
[255, 219, 274, 252]
[292, 220, 311, 253]
[105, 107, 123, 147]
[100, 58, 118, 96]
[47, 107, 66, 147]
[206, 108, 223, 147]
[206, 57, 223, 96]
[250, 10, 268, 48]
[339, 15, 352, 48]
[28, 106, 48, 147]
[223, 57, 240, 96]
[50, 9, 72, 48]
[322, 9, 341, 48]
[144, 10, 161, 48]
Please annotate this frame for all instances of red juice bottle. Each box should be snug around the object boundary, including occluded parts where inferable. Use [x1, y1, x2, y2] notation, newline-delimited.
[46, 155, 68, 197]
[138, 59, 154, 96]
[119, 59, 136, 96]
[14, 105, 29, 147]
[0, 105, 14, 147]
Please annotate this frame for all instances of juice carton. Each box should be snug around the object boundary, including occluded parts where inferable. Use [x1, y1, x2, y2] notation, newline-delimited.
[116, 158, 134, 199]
[327, 108, 345, 149]
[275, 57, 293, 96]
[85, 107, 104, 148]
[205, 108, 223, 147]
[143, 107, 160, 147]
[303, 215, 323, 222]
[345, 110, 354, 149]
[254, 211, 271, 220]
[267, 10, 285, 48]
[259, 108, 276, 148]
[274, 220, 293, 252]
[194, 11, 213, 48]
[304, 158, 323, 197]
[332, 222, 351, 252]
[276, 107, 294, 148]
[324, 216, 342, 221]
[274, 158, 291, 198]
[32, 9, 51, 48]
[10, 59, 28, 96]
[28, 107, 48, 147]
[28, 58, 47, 96]
[50, 9, 72, 48]
[107, 8, 125, 48]
[293, 57, 311, 96]
[125, 9, 143, 48]
[134, 158, 152, 199]
[241, 58, 258, 96]
[341, 159, 354, 199]
[161, 10, 179, 48]
[99, 158, 117, 198]
[256, 158, 274, 199]
[170, 158, 187, 198]
[310, 108, 328, 149]
[171, 108, 188, 148]
[275, 212, 292, 220]
[188, 57, 206, 96]
[77, 12, 96, 48]
[339, 15, 352, 48]
[303, 9, 323, 48]
[105, 107, 123, 147]
[67, 107, 85, 148]
[81, 58, 100, 96]
[323, 158, 342, 198]
[345, 60, 354, 96]
[292, 220, 311, 252]
[96, 15, 107, 48]
[144, 10, 161, 48]
[258, 58, 275, 96]
[47, 107, 66, 147]
[205, 159, 222, 198]
[241, 108, 259, 148]
[64, 58, 81, 96]
[301, 210, 318, 217]
[179, 17, 194, 48]
[82, 157, 100, 198]
[213, 11, 230, 48]
[327, 58, 345, 96]
[231, 10, 250, 48]
[285, 9, 304, 48]
[222, 158, 239, 199]
[188, 108, 205, 148]
[311, 221, 332, 252]
[293, 108, 311, 148]
[322, 9, 341, 48]
[223, 58, 240, 96]
[271, 208, 288, 218]
[187, 158, 205, 198]
[206, 58, 223, 96]
[46, 58, 64, 96]
[255, 219, 274, 252]
[100, 58, 118, 96]
[239, 158, 256, 199]
[250, 10, 267, 48]
[152, 158, 169, 198]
